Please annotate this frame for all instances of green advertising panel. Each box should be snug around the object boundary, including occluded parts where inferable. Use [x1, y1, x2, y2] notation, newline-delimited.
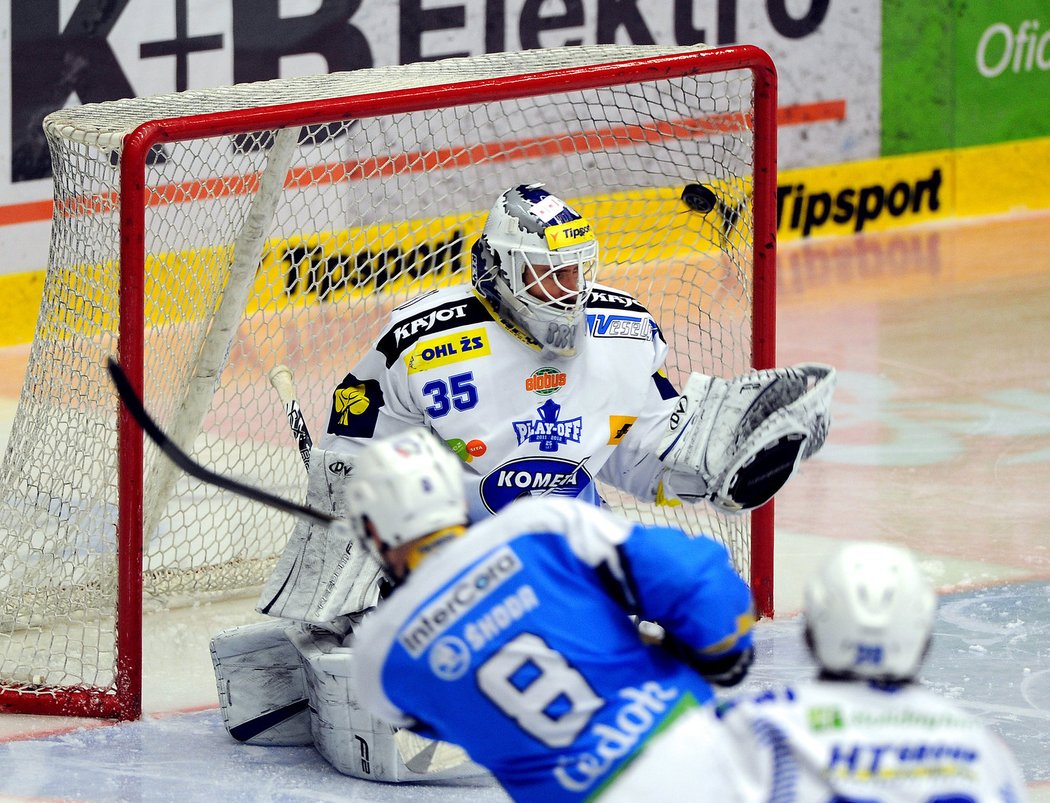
[882, 0, 955, 154]
[955, 2, 1050, 146]
[883, 0, 1050, 155]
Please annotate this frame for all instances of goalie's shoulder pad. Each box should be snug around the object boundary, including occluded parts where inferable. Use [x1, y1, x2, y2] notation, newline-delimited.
[659, 363, 835, 513]
[585, 284, 652, 315]
[585, 284, 665, 344]
[374, 285, 491, 367]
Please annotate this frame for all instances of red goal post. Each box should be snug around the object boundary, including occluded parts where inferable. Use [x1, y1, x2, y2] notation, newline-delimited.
[0, 43, 777, 720]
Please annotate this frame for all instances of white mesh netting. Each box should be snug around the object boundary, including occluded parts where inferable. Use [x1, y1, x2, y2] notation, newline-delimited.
[0, 44, 764, 710]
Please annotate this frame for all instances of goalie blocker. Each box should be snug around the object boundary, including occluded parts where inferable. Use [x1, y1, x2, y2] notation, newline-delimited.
[658, 363, 835, 513]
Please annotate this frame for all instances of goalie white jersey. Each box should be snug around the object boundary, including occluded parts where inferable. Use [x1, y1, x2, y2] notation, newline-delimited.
[322, 282, 679, 521]
[705, 680, 1029, 803]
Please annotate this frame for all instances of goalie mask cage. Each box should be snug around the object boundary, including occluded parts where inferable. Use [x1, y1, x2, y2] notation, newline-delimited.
[0, 43, 776, 720]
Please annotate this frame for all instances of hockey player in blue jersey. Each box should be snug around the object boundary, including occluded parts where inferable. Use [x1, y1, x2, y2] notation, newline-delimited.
[343, 428, 757, 802]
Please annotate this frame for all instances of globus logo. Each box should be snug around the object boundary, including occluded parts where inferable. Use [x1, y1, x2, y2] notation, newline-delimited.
[976, 19, 1049, 77]
[525, 367, 567, 395]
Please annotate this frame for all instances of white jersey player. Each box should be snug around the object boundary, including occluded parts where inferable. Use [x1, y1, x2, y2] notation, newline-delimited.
[321, 182, 835, 519]
[612, 542, 1030, 802]
[323, 278, 673, 521]
[210, 183, 835, 784]
[344, 429, 757, 802]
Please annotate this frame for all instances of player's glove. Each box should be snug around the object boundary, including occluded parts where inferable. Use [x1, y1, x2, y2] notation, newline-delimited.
[691, 646, 755, 687]
[657, 363, 835, 513]
[659, 631, 756, 688]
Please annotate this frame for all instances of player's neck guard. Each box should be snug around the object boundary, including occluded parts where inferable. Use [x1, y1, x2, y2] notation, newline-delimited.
[403, 525, 467, 575]
[472, 287, 589, 359]
[472, 288, 543, 351]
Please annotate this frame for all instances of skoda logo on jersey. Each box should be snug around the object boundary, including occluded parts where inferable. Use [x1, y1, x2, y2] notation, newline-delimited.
[512, 399, 582, 453]
[480, 457, 594, 513]
[428, 635, 472, 681]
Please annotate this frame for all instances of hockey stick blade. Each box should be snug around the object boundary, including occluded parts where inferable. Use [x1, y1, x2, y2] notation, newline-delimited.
[107, 357, 335, 527]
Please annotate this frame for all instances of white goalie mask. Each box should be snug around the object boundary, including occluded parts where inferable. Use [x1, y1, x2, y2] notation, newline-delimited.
[343, 430, 467, 559]
[804, 542, 936, 682]
[471, 184, 598, 358]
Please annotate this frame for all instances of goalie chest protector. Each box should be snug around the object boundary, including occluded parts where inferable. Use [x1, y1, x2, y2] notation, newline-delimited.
[327, 283, 676, 519]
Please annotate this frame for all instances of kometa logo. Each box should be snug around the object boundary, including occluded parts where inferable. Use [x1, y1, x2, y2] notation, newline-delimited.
[480, 457, 593, 513]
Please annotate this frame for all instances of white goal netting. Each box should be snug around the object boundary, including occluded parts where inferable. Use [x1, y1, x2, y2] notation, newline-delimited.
[0, 44, 772, 716]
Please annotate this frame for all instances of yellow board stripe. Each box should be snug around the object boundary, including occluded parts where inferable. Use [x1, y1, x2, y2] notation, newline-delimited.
[4, 136, 1048, 348]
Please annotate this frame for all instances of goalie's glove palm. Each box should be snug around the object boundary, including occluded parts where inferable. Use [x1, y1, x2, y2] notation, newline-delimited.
[659, 363, 835, 513]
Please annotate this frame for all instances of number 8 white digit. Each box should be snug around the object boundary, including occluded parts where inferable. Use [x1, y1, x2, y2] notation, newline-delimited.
[477, 632, 601, 748]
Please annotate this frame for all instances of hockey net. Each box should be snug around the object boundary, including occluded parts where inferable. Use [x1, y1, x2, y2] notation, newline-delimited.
[0, 43, 776, 719]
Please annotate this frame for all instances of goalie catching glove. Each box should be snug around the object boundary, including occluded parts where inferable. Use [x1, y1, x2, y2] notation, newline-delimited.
[658, 363, 835, 513]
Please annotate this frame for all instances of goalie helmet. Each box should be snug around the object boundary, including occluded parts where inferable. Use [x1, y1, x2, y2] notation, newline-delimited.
[471, 184, 598, 358]
[804, 542, 936, 682]
[343, 430, 467, 554]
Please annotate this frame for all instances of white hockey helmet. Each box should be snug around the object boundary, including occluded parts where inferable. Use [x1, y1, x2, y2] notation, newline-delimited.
[343, 430, 467, 555]
[471, 184, 598, 358]
[804, 542, 936, 682]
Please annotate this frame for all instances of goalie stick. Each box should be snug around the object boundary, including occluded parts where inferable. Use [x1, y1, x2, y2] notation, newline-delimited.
[269, 364, 313, 471]
[107, 357, 334, 528]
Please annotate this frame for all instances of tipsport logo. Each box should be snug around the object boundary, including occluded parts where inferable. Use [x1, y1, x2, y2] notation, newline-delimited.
[512, 399, 582, 452]
[544, 219, 593, 249]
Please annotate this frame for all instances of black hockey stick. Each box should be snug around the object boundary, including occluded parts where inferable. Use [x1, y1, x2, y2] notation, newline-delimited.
[107, 357, 334, 527]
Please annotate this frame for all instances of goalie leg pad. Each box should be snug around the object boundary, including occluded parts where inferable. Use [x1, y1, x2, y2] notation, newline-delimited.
[210, 619, 313, 745]
[288, 627, 487, 783]
[257, 447, 385, 625]
[659, 364, 835, 513]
